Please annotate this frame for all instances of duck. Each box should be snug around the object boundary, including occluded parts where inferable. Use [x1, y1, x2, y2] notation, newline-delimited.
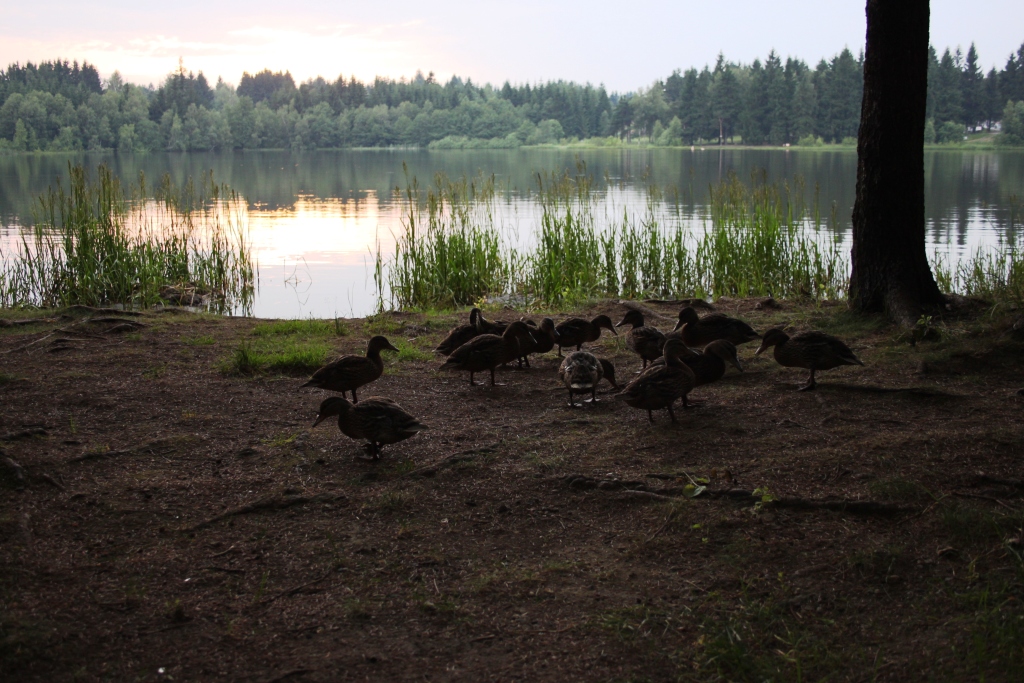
[517, 317, 558, 367]
[440, 320, 536, 386]
[651, 339, 744, 386]
[554, 315, 617, 356]
[755, 328, 863, 391]
[301, 335, 398, 403]
[312, 396, 428, 459]
[616, 309, 667, 368]
[672, 307, 760, 348]
[435, 308, 482, 356]
[475, 309, 510, 336]
[614, 338, 696, 423]
[558, 351, 620, 406]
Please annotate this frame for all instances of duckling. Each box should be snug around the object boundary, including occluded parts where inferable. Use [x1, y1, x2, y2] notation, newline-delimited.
[440, 321, 536, 386]
[559, 351, 619, 407]
[554, 315, 617, 356]
[614, 338, 696, 423]
[312, 396, 427, 459]
[650, 339, 743, 387]
[517, 317, 558, 367]
[672, 307, 760, 348]
[755, 328, 863, 391]
[616, 309, 667, 369]
[435, 308, 482, 356]
[301, 335, 398, 403]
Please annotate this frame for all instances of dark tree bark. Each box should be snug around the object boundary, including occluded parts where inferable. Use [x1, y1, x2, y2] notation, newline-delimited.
[850, 0, 945, 323]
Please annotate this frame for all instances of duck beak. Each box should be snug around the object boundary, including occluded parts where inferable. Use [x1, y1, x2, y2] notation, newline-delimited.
[312, 413, 327, 428]
[754, 342, 768, 356]
[731, 358, 744, 372]
[385, 342, 400, 352]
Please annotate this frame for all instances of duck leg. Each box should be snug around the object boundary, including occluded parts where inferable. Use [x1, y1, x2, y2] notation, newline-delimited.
[798, 369, 817, 392]
[567, 388, 577, 408]
[585, 387, 598, 403]
[647, 409, 654, 423]
[666, 403, 677, 423]
[469, 371, 480, 386]
[352, 388, 359, 403]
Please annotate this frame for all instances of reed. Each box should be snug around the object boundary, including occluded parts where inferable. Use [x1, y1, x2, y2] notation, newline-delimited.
[377, 167, 849, 310]
[0, 163, 255, 312]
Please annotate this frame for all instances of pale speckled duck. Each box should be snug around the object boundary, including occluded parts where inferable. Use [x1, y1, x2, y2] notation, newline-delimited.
[616, 309, 667, 368]
[614, 338, 697, 423]
[301, 335, 398, 402]
[440, 320, 536, 386]
[558, 350, 619, 406]
[671, 307, 760, 348]
[755, 328, 863, 391]
[313, 396, 428, 459]
[517, 317, 558, 367]
[651, 339, 743, 387]
[435, 308, 482, 356]
[554, 315, 617, 356]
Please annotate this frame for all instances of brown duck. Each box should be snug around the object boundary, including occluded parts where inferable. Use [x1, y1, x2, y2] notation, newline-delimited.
[614, 338, 696, 423]
[672, 307, 760, 348]
[650, 339, 743, 387]
[616, 309, 667, 368]
[440, 321, 536, 385]
[302, 335, 398, 402]
[435, 308, 482, 356]
[558, 351, 619, 406]
[475, 309, 510, 335]
[755, 328, 863, 391]
[553, 315, 617, 356]
[517, 317, 558, 367]
[313, 396, 427, 459]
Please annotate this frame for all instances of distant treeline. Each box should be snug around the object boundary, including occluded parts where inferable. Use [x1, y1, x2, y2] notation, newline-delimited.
[1, 41, 1023, 153]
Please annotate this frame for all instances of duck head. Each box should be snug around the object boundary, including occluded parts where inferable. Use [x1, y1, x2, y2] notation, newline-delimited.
[706, 340, 743, 372]
[598, 358, 619, 389]
[674, 307, 700, 330]
[616, 309, 646, 329]
[755, 328, 790, 355]
[367, 335, 400, 355]
[592, 314, 617, 335]
[312, 396, 353, 427]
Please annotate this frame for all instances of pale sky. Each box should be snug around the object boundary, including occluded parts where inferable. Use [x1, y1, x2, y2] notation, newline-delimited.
[2, 1, 1022, 92]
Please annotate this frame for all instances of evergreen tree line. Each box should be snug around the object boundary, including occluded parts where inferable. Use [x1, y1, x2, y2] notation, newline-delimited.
[1, 41, 1022, 153]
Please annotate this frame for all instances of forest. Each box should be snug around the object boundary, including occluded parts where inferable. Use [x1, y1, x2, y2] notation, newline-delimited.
[1, 40, 1023, 152]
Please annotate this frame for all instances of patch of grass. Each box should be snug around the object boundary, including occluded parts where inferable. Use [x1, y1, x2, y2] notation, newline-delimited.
[391, 338, 433, 363]
[143, 364, 168, 379]
[183, 334, 216, 346]
[0, 373, 17, 385]
[252, 319, 339, 337]
[941, 503, 1005, 546]
[222, 338, 331, 376]
[264, 432, 298, 448]
[364, 315, 403, 335]
[365, 490, 412, 514]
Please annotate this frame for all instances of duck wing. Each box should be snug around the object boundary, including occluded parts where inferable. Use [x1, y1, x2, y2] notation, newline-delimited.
[554, 318, 590, 347]
[303, 355, 381, 392]
[354, 398, 428, 445]
[442, 334, 504, 371]
[627, 326, 667, 361]
[790, 332, 863, 369]
[436, 324, 479, 355]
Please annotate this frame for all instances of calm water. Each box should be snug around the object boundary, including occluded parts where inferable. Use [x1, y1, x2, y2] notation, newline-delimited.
[1, 148, 1022, 318]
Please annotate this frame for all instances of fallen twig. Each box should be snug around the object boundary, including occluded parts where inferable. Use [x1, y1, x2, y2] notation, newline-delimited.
[407, 454, 477, 478]
[182, 491, 347, 532]
[953, 491, 1020, 512]
[64, 305, 143, 317]
[37, 473, 66, 491]
[0, 317, 57, 328]
[2, 456, 26, 489]
[1, 428, 48, 442]
[68, 448, 132, 463]
[259, 568, 337, 606]
[258, 669, 315, 683]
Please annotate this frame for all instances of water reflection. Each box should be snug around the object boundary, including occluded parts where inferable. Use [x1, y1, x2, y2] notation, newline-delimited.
[1, 149, 1022, 318]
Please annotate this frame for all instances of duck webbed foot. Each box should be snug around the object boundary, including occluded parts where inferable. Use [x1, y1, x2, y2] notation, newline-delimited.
[797, 370, 817, 392]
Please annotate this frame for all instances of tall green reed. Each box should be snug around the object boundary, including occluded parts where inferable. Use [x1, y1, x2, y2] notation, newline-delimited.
[378, 166, 849, 310]
[0, 163, 255, 312]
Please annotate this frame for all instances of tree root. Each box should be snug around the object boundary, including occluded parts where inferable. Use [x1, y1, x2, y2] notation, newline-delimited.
[406, 453, 478, 478]
[3, 456, 26, 490]
[182, 491, 347, 532]
[0, 428, 47, 442]
[565, 474, 918, 516]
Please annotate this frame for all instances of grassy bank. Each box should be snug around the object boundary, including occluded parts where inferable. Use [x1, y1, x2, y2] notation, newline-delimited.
[0, 163, 255, 312]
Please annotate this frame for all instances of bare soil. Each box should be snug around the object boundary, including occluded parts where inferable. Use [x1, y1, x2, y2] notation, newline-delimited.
[2, 299, 1023, 682]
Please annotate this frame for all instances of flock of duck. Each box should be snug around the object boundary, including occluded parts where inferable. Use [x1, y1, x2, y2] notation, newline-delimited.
[303, 305, 864, 459]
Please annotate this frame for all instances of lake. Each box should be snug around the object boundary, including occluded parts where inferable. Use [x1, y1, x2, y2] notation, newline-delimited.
[1, 148, 1022, 318]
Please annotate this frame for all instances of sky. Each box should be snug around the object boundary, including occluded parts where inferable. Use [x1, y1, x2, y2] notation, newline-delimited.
[2, 1, 1022, 92]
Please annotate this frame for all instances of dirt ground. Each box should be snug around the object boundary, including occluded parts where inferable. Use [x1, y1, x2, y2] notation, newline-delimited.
[2, 298, 1023, 682]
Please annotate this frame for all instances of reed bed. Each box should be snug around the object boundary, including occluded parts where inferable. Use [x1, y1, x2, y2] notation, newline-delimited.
[378, 168, 849, 310]
[0, 164, 255, 312]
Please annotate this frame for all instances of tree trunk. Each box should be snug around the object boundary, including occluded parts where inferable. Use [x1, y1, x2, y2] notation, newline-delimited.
[849, 0, 945, 324]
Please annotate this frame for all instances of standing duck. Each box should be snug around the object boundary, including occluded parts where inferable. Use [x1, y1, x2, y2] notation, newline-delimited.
[312, 396, 427, 459]
[554, 315, 617, 356]
[755, 328, 863, 391]
[671, 307, 760, 348]
[650, 339, 743, 387]
[301, 335, 398, 402]
[440, 321, 536, 386]
[559, 351, 619, 406]
[475, 309, 510, 335]
[517, 317, 558, 367]
[435, 308, 482, 356]
[616, 309, 667, 369]
[614, 338, 697, 423]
